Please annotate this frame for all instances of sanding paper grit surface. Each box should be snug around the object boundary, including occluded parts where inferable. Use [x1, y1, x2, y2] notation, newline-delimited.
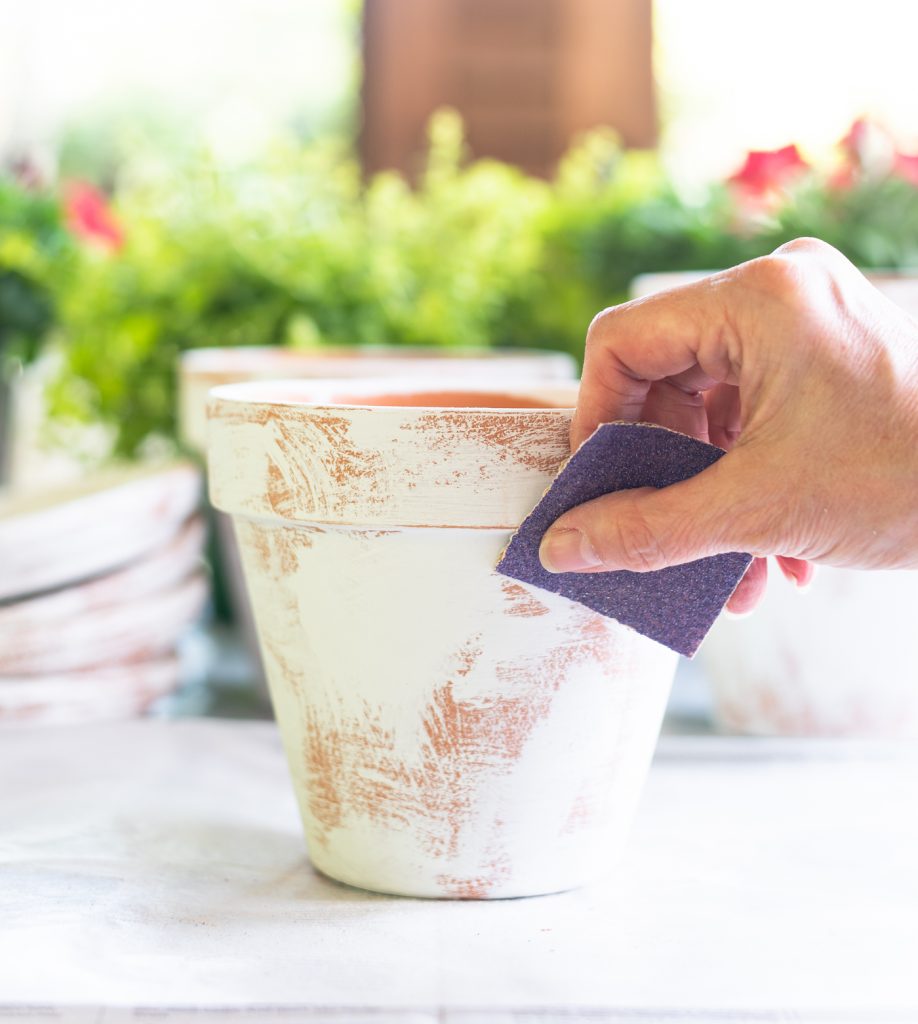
[496, 421, 753, 657]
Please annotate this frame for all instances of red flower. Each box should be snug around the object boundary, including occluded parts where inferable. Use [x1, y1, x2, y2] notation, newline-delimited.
[840, 118, 871, 161]
[892, 152, 918, 187]
[64, 181, 124, 250]
[729, 145, 809, 196]
[827, 164, 857, 191]
[836, 118, 895, 183]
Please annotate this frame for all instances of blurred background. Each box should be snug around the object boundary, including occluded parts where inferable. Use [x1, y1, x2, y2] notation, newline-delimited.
[2, 0, 918, 730]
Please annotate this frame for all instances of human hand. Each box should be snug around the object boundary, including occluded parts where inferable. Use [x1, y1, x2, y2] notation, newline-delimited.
[538, 238, 918, 612]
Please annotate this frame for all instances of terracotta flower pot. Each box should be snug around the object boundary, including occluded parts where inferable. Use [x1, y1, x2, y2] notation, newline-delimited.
[179, 345, 577, 696]
[702, 568, 918, 736]
[207, 380, 677, 899]
[0, 462, 201, 602]
[180, 345, 577, 455]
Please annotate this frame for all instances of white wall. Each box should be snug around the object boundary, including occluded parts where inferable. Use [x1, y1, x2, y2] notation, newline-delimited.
[0, 0, 355, 167]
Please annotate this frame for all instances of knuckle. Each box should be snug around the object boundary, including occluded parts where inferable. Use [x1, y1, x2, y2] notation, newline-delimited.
[772, 236, 833, 258]
[743, 252, 810, 302]
[584, 305, 620, 349]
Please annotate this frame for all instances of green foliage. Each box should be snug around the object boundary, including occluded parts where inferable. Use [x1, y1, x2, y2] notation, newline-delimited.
[27, 112, 918, 458]
[759, 176, 918, 268]
[0, 179, 72, 375]
[494, 135, 757, 352]
[47, 113, 552, 455]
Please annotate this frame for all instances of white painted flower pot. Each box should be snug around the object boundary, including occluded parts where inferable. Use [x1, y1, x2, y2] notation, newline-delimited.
[180, 345, 577, 694]
[208, 380, 677, 899]
[702, 568, 918, 736]
[180, 345, 577, 455]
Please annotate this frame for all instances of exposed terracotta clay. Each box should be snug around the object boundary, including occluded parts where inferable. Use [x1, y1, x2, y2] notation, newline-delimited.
[330, 390, 560, 410]
[181, 350, 576, 706]
[208, 378, 677, 898]
[500, 580, 550, 618]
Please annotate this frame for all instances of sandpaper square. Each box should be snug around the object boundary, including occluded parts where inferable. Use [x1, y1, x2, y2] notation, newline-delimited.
[496, 422, 753, 657]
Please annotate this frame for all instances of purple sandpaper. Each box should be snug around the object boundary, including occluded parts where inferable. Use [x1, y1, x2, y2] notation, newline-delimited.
[496, 422, 752, 658]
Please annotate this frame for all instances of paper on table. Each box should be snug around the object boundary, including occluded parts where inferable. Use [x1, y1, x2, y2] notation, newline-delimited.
[1, 720, 917, 1019]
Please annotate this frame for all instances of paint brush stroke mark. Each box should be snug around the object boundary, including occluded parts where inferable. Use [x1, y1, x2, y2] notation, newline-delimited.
[297, 610, 623, 894]
[218, 405, 389, 522]
[407, 412, 569, 475]
[301, 701, 417, 849]
[560, 787, 599, 838]
[500, 579, 550, 618]
[436, 850, 512, 900]
[239, 518, 319, 576]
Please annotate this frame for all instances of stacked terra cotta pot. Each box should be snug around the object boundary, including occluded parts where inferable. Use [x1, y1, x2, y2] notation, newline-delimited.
[206, 376, 679, 898]
[0, 463, 207, 726]
[632, 269, 918, 737]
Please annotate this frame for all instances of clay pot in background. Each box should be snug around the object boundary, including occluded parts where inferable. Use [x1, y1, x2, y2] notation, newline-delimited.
[631, 269, 918, 736]
[632, 269, 918, 311]
[702, 569, 918, 736]
[0, 463, 206, 726]
[179, 345, 577, 696]
[208, 380, 677, 899]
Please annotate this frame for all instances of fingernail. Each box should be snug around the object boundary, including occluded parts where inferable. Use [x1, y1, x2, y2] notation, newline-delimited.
[539, 527, 602, 574]
[795, 565, 817, 593]
[723, 606, 755, 620]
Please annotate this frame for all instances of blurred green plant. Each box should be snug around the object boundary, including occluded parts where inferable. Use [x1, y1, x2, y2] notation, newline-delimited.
[0, 176, 72, 378]
[33, 112, 918, 458]
[47, 112, 552, 455]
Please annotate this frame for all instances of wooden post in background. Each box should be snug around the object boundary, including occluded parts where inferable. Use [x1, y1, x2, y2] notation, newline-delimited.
[361, 0, 656, 180]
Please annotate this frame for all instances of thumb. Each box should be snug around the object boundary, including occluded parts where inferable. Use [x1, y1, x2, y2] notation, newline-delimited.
[538, 455, 767, 574]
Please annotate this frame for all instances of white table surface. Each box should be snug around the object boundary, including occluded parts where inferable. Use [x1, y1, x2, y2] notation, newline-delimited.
[2, 719, 917, 1023]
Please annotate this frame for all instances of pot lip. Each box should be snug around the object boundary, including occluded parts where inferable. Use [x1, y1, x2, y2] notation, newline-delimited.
[182, 344, 576, 375]
[0, 460, 199, 523]
[207, 377, 579, 414]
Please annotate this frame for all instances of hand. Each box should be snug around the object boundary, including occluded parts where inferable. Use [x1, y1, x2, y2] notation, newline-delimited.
[538, 238, 918, 613]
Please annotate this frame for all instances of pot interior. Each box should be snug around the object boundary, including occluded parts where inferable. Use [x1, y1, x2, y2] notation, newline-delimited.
[210, 378, 579, 410]
[329, 389, 566, 409]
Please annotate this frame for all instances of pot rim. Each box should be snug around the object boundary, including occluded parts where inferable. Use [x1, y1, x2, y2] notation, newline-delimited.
[181, 343, 576, 374]
[206, 377, 579, 414]
[207, 379, 577, 529]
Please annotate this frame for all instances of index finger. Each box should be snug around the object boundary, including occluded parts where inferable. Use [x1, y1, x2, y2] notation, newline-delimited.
[571, 272, 743, 449]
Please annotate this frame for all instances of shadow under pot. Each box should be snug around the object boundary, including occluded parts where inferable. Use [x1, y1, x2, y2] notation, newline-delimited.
[206, 379, 677, 899]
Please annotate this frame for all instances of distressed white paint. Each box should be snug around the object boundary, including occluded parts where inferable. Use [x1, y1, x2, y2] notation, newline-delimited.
[0, 515, 204, 639]
[0, 572, 207, 677]
[702, 566, 918, 736]
[0, 658, 180, 728]
[180, 345, 577, 455]
[0, 463, 201, 601]
[181, 346, 577, 695]
[208, 379, 677, 899]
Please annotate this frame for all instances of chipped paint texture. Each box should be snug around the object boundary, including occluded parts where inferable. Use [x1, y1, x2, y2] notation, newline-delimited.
[703, 565, 918, 737]
[213, 386, 678, 898]
[181, 348, 576, 454]
[208, 384, 576, 530]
